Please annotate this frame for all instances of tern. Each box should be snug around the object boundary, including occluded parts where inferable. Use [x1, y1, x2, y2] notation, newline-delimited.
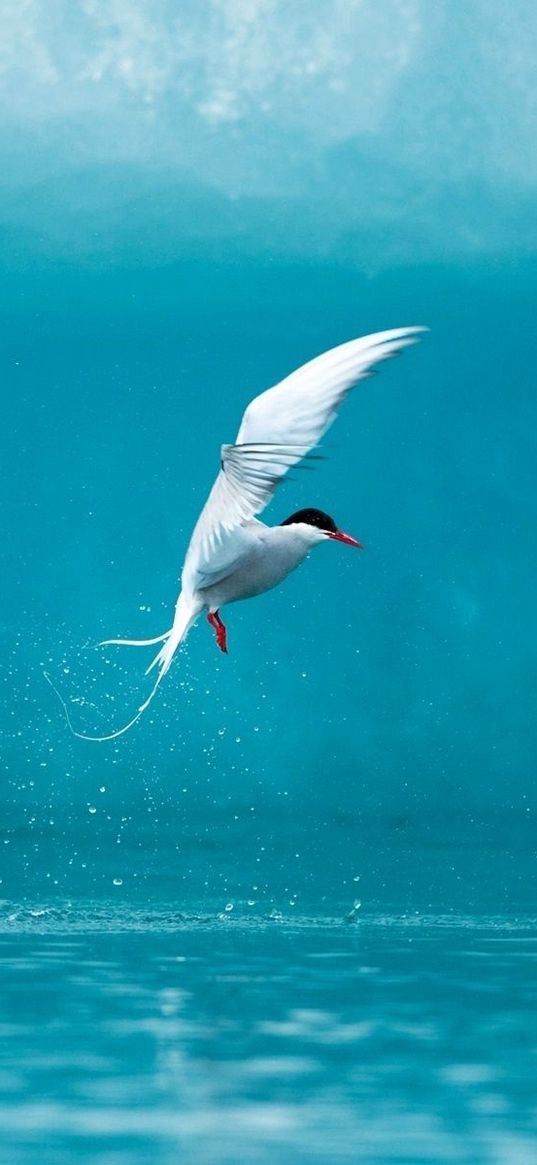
[48, 325, 425, 740]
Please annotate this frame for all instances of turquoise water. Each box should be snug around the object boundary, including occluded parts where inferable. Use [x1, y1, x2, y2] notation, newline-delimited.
[2, 910, 537, 1164]
[2, 3, 537, 1162]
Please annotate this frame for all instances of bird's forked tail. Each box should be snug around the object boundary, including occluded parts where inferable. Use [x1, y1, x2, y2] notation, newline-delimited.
[144, 593, 202, 681]
[45, 592, 202, 742]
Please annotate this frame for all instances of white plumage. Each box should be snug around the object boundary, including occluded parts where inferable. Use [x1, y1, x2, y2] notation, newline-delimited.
[183, 326, 421, 594]
[48, 325, 425, 740]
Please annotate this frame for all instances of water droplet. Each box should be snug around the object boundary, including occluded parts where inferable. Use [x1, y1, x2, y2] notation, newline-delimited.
[99, 786, 106, 793]
[353, 874, 360, 882]
[224, 902, 234, 912]
[88, 806, 97, 815]
[112, 877, 123, 887]
[247, 899, 256, 906]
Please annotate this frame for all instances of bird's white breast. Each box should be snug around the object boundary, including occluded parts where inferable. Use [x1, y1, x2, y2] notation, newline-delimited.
[198, 524, 316, 609]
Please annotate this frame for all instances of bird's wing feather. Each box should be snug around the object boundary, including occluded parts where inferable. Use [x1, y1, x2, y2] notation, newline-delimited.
[182, 326, 425, 593]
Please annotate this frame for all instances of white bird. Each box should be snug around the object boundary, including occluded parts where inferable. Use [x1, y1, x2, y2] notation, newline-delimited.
[47, 325, 425, 741]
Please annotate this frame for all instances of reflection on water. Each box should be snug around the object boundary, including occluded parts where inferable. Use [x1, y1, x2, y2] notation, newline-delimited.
[1, 911, 536, 1164]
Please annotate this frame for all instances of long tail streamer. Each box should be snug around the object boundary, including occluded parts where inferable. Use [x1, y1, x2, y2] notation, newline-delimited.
[45, 595, 201, 741]
[44, 658, 169, 743]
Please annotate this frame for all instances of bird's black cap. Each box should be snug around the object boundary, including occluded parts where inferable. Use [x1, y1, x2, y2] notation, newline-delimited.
[280, 507, 338, 533]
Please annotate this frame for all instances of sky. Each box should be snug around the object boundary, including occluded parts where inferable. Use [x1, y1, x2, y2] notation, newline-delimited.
[1, 0, 537, 267]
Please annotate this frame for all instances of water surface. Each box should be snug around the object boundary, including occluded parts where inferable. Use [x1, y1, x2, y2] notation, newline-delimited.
[2, 905, 537, 1164]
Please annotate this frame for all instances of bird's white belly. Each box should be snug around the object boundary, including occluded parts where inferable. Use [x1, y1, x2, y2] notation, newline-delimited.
[199, 535, 310, 609]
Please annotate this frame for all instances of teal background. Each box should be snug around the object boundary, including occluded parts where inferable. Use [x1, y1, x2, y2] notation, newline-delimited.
[1, 6, 536, 1162]
[1, 3, 536, 901]
[4, 253, 535, 900]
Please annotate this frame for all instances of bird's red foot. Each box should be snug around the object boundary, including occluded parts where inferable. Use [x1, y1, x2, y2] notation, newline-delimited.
[207, 610, 228, 654]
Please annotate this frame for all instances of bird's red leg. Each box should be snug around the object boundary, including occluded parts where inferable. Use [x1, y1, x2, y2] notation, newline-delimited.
[207, 610, 228, 654]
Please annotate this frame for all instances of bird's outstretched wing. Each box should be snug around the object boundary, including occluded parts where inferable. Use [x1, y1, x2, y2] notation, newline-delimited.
[182, 326, 425, 592]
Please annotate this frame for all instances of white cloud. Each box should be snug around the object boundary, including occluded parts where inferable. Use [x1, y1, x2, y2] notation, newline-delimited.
[0, 1, 421, 140]
[0, 1, 535, 262]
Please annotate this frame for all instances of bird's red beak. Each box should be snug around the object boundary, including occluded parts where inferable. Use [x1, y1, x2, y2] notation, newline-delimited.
[327, 530, 364, 549]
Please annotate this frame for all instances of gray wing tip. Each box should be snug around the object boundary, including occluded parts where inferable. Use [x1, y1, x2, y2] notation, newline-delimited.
[373, 325, 429, 360]
[384, 325, 429, 343]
